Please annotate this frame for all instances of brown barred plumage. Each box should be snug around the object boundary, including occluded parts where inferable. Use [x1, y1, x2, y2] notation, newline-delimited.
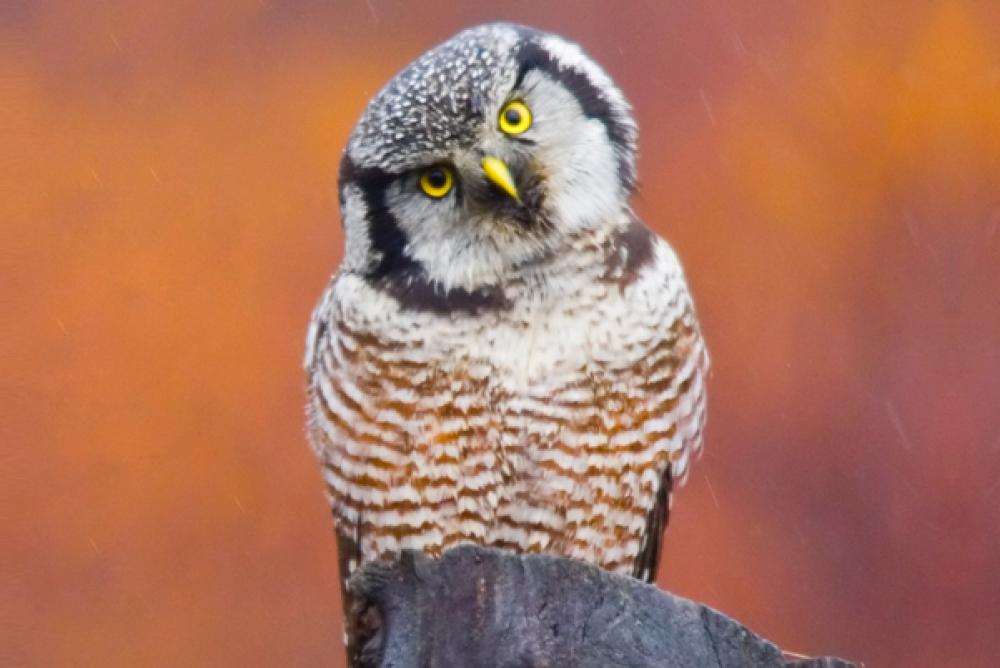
[307, 218, 707, 577]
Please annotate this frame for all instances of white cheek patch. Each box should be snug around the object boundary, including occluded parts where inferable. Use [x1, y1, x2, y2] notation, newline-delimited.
[522, 73, 621, 232]
[388, 181, 461, 264]
[386, 181, 513, 291]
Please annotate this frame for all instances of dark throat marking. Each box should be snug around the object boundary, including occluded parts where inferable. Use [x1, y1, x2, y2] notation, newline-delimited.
[602, 215, 655, 289]
[515, 36, 636, 192]
[339, 155, 511, 315]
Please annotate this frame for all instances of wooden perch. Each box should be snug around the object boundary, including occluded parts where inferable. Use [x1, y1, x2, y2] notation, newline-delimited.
[348, 545, 856, 668]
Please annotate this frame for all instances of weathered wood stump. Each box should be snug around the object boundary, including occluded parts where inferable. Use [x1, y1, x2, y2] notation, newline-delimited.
[348, 545, 856, 667]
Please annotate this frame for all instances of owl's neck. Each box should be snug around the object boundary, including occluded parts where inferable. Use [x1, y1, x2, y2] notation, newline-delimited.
[358, 208, 653, 317]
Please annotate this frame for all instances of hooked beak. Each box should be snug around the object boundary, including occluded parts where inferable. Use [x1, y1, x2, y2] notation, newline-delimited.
[481, 155, 521, 203]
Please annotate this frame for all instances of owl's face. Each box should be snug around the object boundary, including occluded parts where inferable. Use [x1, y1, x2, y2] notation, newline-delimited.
[338, 23, 637, 295]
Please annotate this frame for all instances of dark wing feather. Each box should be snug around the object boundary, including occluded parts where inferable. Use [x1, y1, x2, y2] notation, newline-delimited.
[632, 467, 672, 583]
[336, 526, 365, 667]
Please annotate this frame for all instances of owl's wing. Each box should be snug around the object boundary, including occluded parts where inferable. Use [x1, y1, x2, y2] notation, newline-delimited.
[627, 235, 709, 583]
[305, 285, 368, 663]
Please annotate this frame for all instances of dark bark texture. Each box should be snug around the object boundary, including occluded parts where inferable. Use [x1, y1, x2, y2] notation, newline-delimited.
[349, 545, 857, 668]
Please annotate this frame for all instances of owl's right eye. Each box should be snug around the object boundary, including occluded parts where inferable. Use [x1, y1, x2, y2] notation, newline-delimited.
[418, 166, 454, 199]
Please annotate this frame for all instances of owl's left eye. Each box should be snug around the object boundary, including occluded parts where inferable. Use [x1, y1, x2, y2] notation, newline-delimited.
[418, 165, 455, 199]
[499, 100, 532, 135]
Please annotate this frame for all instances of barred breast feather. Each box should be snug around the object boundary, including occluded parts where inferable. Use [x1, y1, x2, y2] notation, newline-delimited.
[304, 215, 708, 587]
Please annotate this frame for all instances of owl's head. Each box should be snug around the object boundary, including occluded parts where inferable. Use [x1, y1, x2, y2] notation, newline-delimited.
[338, 23, 637, 300]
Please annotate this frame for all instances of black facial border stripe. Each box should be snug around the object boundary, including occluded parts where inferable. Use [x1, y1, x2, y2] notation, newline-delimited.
[339, 156, 417, 280]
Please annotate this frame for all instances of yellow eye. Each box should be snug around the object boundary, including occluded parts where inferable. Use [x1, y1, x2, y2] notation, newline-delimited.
[498, 100, 532, 135]
[418, 165, 454, 198]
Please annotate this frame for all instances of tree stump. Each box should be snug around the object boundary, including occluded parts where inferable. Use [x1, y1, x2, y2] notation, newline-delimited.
[348, 545, 857, 668]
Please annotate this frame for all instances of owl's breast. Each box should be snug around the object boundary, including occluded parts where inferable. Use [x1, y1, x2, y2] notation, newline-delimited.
[475, 267, 704, 571]
[307, 232, 706, 574]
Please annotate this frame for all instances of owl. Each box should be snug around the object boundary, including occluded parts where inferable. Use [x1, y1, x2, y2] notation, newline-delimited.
[304, 22, 708, 659]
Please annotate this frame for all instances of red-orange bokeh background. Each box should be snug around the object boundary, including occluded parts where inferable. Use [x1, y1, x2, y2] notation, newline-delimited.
[5, 2, 1000, 666]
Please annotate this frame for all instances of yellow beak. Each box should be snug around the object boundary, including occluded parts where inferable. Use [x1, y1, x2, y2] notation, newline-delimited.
[481, 155, 521, 203]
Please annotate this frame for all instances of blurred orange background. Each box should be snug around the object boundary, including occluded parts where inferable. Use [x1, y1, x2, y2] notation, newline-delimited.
[5, 1, 1000, 666]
